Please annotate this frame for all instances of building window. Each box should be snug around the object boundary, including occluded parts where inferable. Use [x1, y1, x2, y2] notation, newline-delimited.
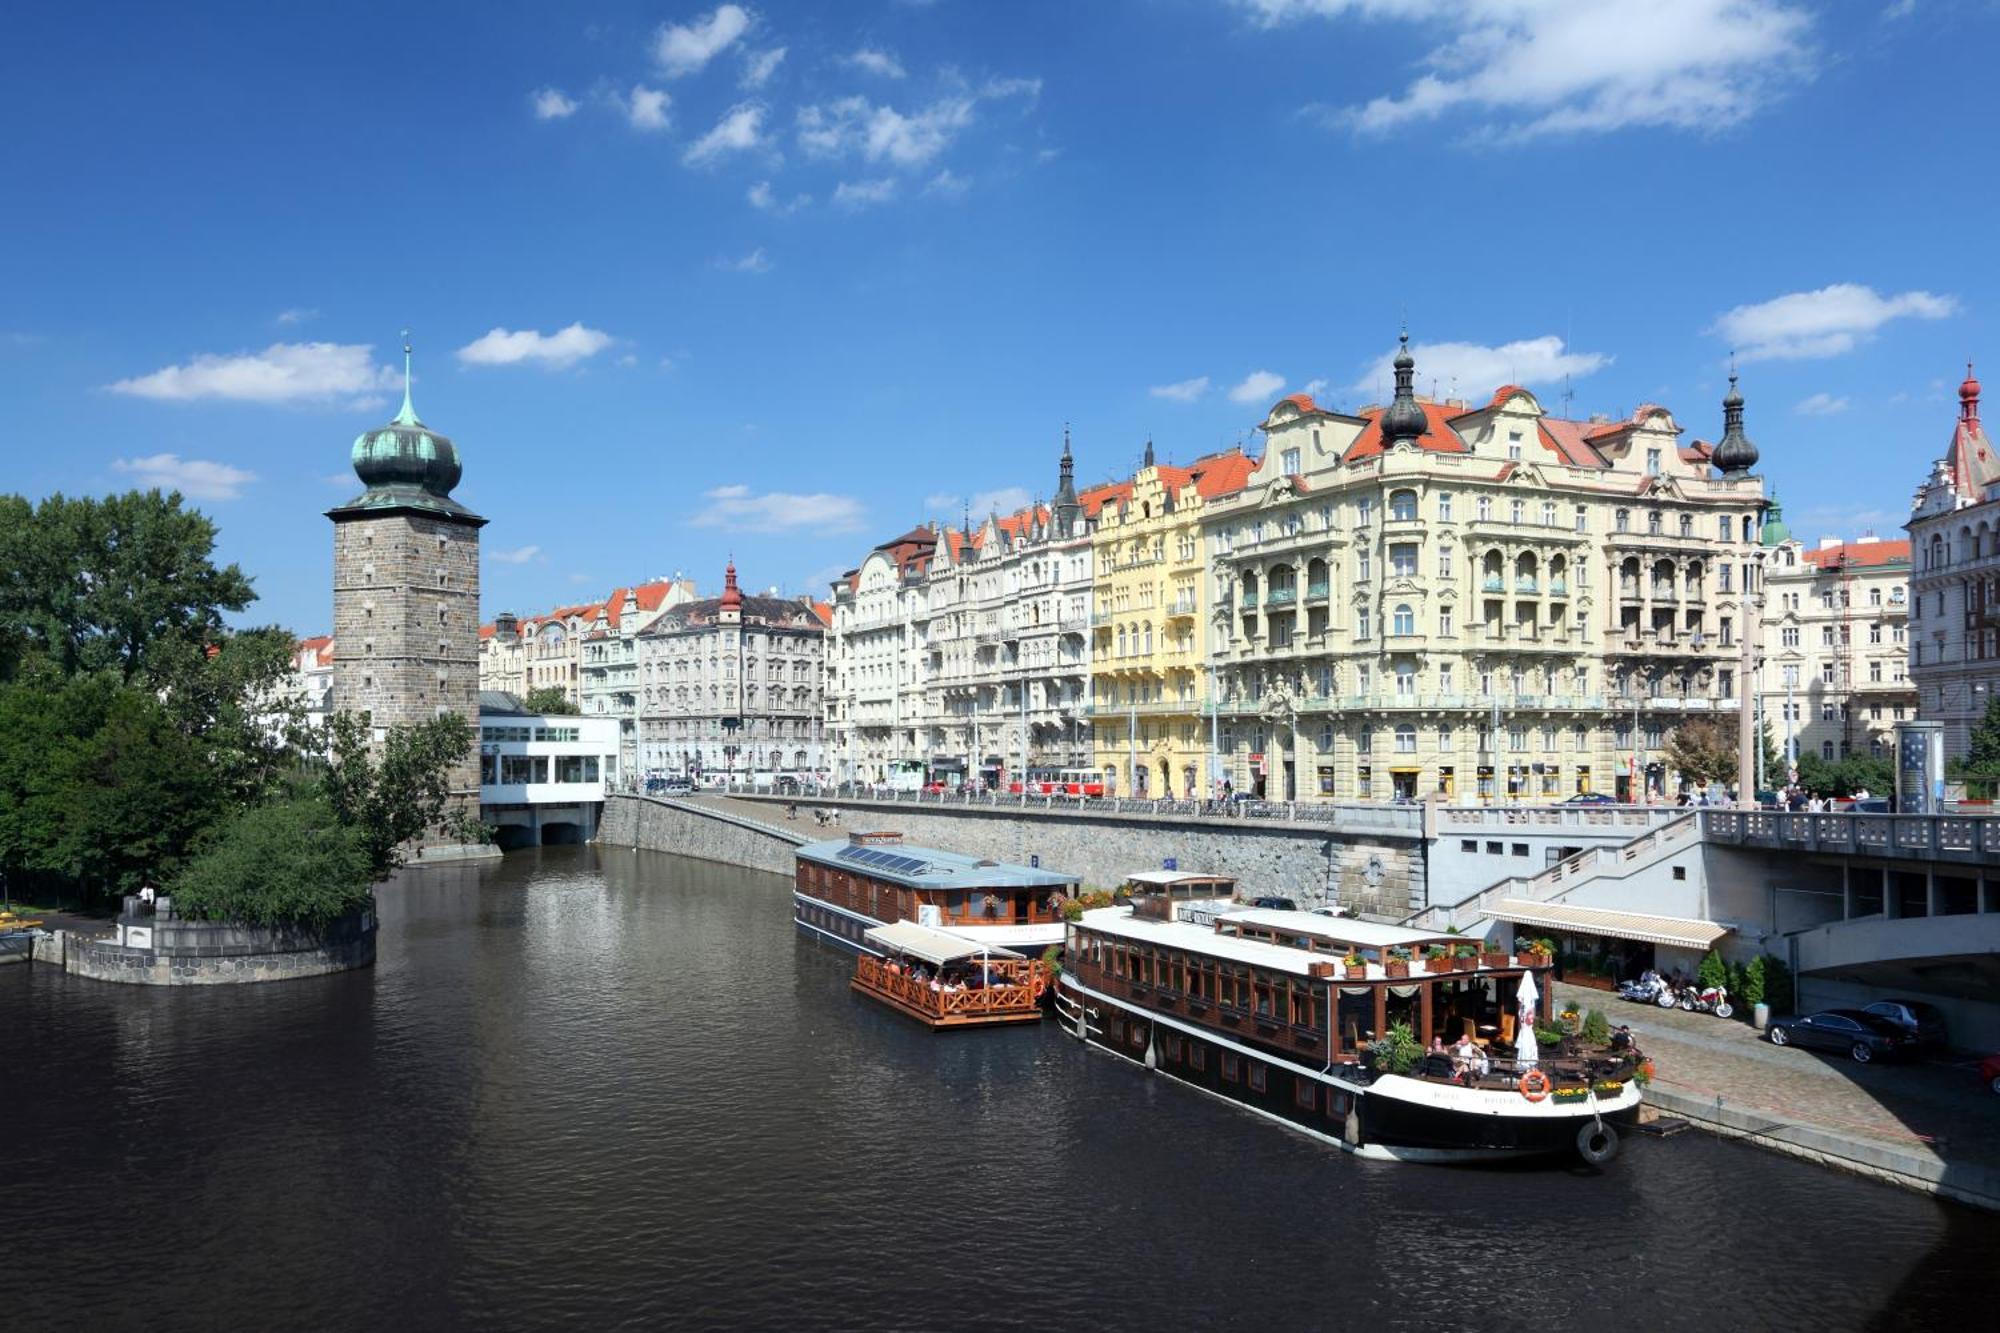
[1393, 604, 1415, 635]
[1394, 724, 1416, 753]
[1282, 447, 1301, 475]
[1437, 492, 1453, 522]
[1615, 509, 1630, 533]
[1390, 489, 1418, 521]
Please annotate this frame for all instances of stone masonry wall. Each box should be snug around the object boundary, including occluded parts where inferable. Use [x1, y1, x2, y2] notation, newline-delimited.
[66, 909, 377, 986]
[331, 509, 483, 807]
[598, 794, 1422, 912]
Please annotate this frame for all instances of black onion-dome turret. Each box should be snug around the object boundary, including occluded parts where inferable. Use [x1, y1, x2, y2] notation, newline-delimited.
[1380, 330, 1427, 448]
[1713, 370, 1759, 476]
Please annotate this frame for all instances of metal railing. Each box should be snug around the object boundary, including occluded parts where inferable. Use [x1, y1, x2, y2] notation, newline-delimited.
[1699, 809, 2000, 860]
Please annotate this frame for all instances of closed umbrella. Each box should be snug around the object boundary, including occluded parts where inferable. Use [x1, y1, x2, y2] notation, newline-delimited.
[1515, 969, 1540, 1069]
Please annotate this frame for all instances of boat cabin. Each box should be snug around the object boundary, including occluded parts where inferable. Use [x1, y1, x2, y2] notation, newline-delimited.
[1070, 897, 1555, 1064]
[1121, 870, 1237, 901]
[852, 922, 1049, 1029]
[794, 833, 1078, 953]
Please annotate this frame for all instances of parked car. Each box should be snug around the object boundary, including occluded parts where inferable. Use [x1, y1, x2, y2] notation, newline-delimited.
[1249, 896, 1297, 911]
[1562, 792, 1617, 805]
[1981, 1052, 2000, 1095]
[1863, 999, 1949, 1050]
[1767, 1009, 1919, 1063]
[660, 777, 694, 795]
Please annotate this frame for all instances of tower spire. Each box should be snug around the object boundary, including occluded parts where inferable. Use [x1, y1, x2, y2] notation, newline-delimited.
[1712, 357, 1759, 477]
[1379, 327, 1427, 449]
[394, 328, 420, 426]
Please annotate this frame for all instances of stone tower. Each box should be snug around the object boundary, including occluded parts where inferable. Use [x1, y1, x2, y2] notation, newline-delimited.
[327, 339, 486, 819]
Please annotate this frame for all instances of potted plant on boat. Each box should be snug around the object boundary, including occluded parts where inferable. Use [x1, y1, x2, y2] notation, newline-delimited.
[1342, 950, 1366, 980]
[1516, 934, 1553, 965]
[1422, 944, 1448, 972]
[1384, 946, 1412, 979]
[1480, 942, 1509, 970]
[1453, 943, 1480, 972]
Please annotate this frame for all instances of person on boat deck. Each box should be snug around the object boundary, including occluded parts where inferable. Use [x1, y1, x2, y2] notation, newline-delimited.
[1429, 1036, 1447, 1056]
[1610, 1024, 1635, 1053]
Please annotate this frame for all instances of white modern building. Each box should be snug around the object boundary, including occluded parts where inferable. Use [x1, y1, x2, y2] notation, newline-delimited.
[477, 692, 620, 848]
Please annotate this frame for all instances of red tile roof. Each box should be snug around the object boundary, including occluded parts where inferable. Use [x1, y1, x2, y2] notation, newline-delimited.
[1802, 539, 1911, 569]
[1190, 448, 1257, 498]
[295, 634, 334, 666]
[1342, 400, 1470, 462]
[810, 601, 833, 628]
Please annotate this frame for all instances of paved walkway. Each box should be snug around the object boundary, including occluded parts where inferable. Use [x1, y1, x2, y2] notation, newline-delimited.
[1554, 982, 1999, 1200]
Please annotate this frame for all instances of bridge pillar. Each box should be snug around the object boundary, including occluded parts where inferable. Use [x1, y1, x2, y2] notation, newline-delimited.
[1841, 863, 1853, 920]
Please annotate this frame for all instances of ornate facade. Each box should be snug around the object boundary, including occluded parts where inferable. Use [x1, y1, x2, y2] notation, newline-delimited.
[1206, 336, 1768, 803]
[1907, 366, 2000, 755]
[634, 563, 827, 781]
[1759, 520, 1913, 772]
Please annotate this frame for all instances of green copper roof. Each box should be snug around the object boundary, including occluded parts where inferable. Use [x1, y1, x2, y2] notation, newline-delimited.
[328, 338, 485, 525]
[1760, 491, 1790, 548]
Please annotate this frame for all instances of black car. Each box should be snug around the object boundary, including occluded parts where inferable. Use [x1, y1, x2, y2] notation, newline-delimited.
[1767, 1009, 1919, 1063]
[1249, 896, 1297, 911]
[1863, 999, 1949, 1050]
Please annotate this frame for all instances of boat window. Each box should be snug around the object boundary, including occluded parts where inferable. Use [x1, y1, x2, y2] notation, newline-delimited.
[1248, 1063, 1268, 1093]
[1294, 1079, 1317, 1111]
[1221, 1051, 1241, 1083]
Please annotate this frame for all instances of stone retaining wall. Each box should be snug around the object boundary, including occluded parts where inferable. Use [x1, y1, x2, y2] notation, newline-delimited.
[597, 796, 803, 877]
[65, 906, 376, 986]
[599, 794, 1424, 912]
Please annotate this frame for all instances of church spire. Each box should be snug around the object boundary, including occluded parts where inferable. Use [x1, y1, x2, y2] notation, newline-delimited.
[393, 329, 421, 427]
[1053, 424, 1081, 537]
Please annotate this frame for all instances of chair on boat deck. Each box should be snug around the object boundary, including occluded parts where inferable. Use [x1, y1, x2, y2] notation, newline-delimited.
[1344, 1019, 1362, 1053]
[1499, 1012, 1516, 1045]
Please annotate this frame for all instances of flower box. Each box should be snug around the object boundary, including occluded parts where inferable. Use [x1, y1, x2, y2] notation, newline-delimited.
[1384, 959, 1410, 979]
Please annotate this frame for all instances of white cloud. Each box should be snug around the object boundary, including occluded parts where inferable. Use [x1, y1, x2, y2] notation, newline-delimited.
[1346, 335, 1609, 400]
[626, 84, 672, 132]
[716, 247, 772, 273]
[1794, 392, 1850, 417]
[490, 544, 543, 565]
[1260, 0, 1814, 142]
[455, 323, 615, 369]
[795, 78, 1032, 170]
[1710, 283, 1958, 362]
[748, 180, 809, 214]
[845, 47, 907, 79]
[111, 454, 256, 501]
[654, 4, 752, 77]
[274, 307, 318, 326]
[924, 168, 969, 198]
[616, 353, 638, 368]
[532, 87, 579, 120]
[1882, 0, 1917, 16]
[741, 46, 787, 88]
[1150, 376, 1210, 403]
[1302, 377, 1329, 400]
[833, 178, 897, 209]
[693, 484, 866, 534]
[683, 102, 766, 165]
[107, 341, 397, 405]
[1228, 370, 1286, 404]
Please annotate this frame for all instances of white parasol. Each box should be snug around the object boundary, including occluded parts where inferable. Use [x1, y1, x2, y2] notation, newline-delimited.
[1514, 969, 1541, 1068]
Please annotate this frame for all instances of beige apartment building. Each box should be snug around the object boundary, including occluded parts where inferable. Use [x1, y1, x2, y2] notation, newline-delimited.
[1759, 520, 1913, 773]
[1205, 335, 1770, 803]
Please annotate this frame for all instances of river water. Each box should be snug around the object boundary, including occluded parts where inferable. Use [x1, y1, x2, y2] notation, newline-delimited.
[4, 846, 1991, 1331]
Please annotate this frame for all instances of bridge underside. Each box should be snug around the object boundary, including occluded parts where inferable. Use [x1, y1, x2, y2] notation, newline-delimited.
[1802, 950, 2000, 1005]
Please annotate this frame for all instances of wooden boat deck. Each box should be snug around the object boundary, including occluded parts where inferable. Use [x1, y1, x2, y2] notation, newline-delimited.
[851, 955, 1047, 1030]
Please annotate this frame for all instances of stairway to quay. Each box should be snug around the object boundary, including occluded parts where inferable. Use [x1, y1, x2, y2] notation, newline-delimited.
[597, 791, 2000, 1212]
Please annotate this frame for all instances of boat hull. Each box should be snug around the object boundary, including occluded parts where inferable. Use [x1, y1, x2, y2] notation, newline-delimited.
[1059, 975, 1640, 1164]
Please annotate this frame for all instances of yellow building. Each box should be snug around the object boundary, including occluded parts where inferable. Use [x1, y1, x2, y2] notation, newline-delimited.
[1089, 444, 1256, 798]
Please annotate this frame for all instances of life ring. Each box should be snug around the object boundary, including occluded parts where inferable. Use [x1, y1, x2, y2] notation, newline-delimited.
[1577, 1121, 1619, 1165]
[1518, 1069, 1552, 1102]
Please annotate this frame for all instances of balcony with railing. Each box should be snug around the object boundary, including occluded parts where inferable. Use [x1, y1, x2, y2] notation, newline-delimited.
[1304, 581, 1329, 603]
[1266, 586, 1297, 608]
[1241, 590, 1260, 610]
[1515, 576, 1539, 595]
[1481, 576, 1505, 593]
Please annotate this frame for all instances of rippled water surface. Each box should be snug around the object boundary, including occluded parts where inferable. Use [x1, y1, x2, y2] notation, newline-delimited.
[5, 846, 1992, 1331]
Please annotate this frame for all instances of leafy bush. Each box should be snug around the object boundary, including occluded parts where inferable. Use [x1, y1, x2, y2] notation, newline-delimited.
[1761, 955, 1795, 1015]
[170, 795, 372, 929]
[1365, 1021, 1423, 1075]
[1738, 956, 1767, 1009]
[1697, 950, 1729, 992]
[1040, 944, 1062, 979]
[1533, 1023, 1566, 1048]
[1581, 1008, 1611, 1045]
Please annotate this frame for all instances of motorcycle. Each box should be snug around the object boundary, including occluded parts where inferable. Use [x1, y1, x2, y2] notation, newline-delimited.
[1679, 984, 1734, 1019]
[1618, 974, 1669, 1005]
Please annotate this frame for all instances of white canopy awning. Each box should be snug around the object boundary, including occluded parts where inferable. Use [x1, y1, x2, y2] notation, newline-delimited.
[864, 921, 1024, 967]
[1485, 899, 1732, 952]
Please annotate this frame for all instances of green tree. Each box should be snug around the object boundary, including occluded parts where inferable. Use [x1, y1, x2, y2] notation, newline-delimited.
[1738, 955, 1767, 1009]
[319, 711, 473, 881]
[1796, 752, 1896, 799]
[1664, 717, 1739, 788]
[0, 490, 256, 684]
[170, 794, 372, 929]
[522, 685, 581, 715]
[1950, 696, 2000, 783]
[1761, 955, 1795, 1015]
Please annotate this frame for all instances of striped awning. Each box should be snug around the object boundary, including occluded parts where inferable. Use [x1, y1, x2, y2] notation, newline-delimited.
[1485, 899, 1732, 951]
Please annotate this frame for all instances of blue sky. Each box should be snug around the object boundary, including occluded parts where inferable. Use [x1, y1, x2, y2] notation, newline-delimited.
[3, 0, 1994, 634]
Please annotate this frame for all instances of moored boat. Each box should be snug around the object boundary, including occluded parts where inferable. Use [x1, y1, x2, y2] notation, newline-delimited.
[794, 833, 1077, 957]
[1055, 892, 1643, 1164]
[851, 921, 1050, 1029]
